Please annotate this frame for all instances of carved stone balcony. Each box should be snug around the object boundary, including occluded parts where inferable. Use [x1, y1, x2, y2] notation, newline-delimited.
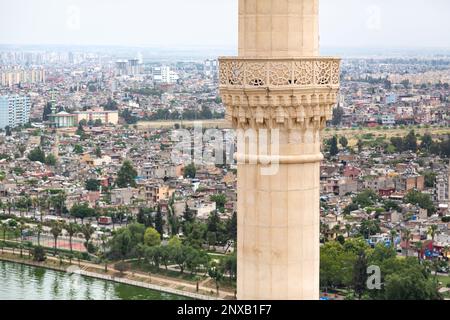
[219, 57, 341, 131]
[219, 57, 340, 90]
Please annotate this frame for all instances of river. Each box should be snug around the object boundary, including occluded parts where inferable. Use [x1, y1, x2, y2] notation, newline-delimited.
[0, 260, 188, 300]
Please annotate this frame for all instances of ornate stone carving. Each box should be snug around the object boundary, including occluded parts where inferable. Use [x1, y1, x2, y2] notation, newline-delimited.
[219, 57, 340, 132]
[219, 57, 341, 89]
[221, 91, 338, 131]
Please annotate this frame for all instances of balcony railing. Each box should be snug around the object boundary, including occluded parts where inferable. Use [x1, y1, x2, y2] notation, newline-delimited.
[219, 57, 340, 89]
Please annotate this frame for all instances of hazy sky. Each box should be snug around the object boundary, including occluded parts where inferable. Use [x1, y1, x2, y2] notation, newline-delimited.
[1, 0, 449, 48]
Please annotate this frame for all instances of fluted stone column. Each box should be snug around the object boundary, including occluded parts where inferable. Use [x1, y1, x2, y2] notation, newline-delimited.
[219, 0, 340, 300]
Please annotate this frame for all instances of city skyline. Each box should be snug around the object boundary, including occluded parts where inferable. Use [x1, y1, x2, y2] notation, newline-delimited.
[1, 0, 450, 49]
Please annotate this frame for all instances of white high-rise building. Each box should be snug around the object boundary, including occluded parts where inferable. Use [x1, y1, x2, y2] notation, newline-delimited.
[0, 95, 31, 129]
[152, 66, 179, 84]
[0, 68, 45, 87]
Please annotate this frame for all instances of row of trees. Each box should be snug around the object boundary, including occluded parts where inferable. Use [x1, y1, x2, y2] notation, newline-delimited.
[343, 187, 436, 219]
[107, 222, 236, 293]
[136, 201, 237, 250]
[323, 130, 450, 158]
[0, 192, 67, 217]
[325, 135, 348, 157]
[320, 238, 442, 300]
[0, 218, 97, 258]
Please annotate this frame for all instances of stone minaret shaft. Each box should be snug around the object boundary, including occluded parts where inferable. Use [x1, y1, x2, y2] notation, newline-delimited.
[219, 0, 340, 300]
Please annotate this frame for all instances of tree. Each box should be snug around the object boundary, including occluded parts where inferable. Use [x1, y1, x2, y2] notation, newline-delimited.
[43, 102, 53, 121]
[144, 227, 161, 247]
[5, 126, 11, 137]
[32, 246, 46, 262]
[48, 191, 67, 215]
[208, 260, 224, 295]
[383, 258, 441, 300]
[404, 130, 418, 152]
[171, 245, 188, 274]
[144, 245, 162, 269]
[160, 245, 171, 270]
[415, 241, 423, 261]
[427, 225, 439, 242]
[184, 246, 203, 275]
[45, 154, 57, 166]
[65, 222, 79, 254]
[353, 189, 380, 208]
[103, 98, 118, 111]
[154, 206, 164, 239]
[207, 231, 217, 249]
[210, 194, 227, 212]
[339, 136, 349, 149]
[0, 221, 8, 252]
[136, 207, 154, 228]
[70, 203, 95, 224]
[401, 79, 410, 89]
[95, 146, 102, 158]
[50, 221, 63, 256]
[168, 212, 180, 237]
[184, 163, 197, 179]
[108, 223, 145, 260]
[16, 196, 32, 217]
[85, 179, 100, 191]
[184, 222, 207, 249]
[114, 261, 129, 276]
[423, 171, 437, 189]
[329, 136, 339, 157]
[357, 139, 364, 153]
[121, 109, 138, 124]
[421, 133, 433, 152]
[28, 147, 46, 163]
[389, 230, 398, 248]
[331, 106, 344, 126]
[35, 223, 43, 247]
[353, 251, 368, 299]
[207, 211, 221, 234]
[81, 223, 96, 253]
[116, 160, 138, 188]
[183, 203, 195, 224]
[384, 200, 401, 212]
[404, 190, 436, 215]
[228, 212, 237, 242]
[223, 253, 237, 281]
[73, 144, 84, 154]
[321, 239, 442, 300]
[358, 219, 381, 239]
[401, 229, 412, 257]
[76, 124, 85, 138]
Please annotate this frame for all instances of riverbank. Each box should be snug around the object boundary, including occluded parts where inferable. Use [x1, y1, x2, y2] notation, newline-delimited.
[0, 249, 229, 300]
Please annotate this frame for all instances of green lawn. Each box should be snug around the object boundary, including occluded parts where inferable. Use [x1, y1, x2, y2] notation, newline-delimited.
[436, 275, 450, 287]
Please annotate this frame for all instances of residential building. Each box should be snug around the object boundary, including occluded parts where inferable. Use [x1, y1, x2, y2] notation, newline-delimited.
[0, 95, 31, 129]
[153, 66, 179, 84]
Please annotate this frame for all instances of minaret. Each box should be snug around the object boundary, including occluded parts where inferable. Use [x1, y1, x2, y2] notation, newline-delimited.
[219, 0, 340, 300]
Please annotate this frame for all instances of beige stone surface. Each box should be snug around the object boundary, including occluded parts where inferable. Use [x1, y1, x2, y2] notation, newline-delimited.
[221, 0, 340, 300]
[239, 0, 319, 57]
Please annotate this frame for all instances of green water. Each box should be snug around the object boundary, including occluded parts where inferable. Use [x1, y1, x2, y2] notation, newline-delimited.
[0, 260, 189, 300]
